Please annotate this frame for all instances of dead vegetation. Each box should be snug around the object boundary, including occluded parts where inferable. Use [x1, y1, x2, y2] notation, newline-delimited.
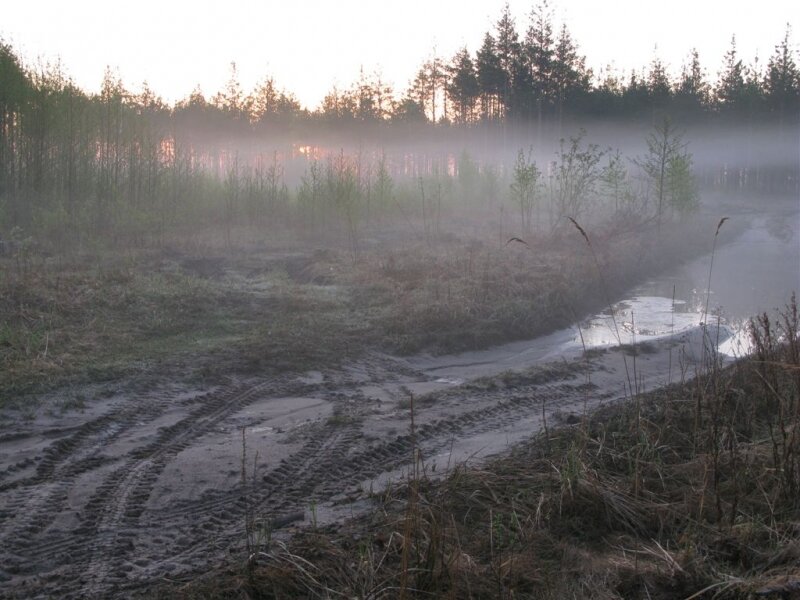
[148, 297, 800, 599]
[0, 211, 725, 407]
[0, 214, 718, 405]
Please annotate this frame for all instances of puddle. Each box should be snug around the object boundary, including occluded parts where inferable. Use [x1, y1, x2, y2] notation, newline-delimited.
[412, 211, 799, 379]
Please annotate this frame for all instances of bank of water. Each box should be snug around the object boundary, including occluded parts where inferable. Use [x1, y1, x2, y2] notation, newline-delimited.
[412, 207, 800, 380]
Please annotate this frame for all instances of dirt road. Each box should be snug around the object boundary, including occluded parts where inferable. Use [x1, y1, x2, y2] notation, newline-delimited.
[0, 326, 704, 598]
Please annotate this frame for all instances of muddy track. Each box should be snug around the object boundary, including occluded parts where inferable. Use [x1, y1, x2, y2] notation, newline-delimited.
[0, 389, 185, 562]
[0, 354, 630, 599]
[0, 377, 304, 596]
[124, 379, 621, 598]
[128, 377, 612, 584]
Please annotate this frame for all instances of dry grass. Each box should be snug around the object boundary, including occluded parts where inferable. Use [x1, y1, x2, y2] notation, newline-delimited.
[343, 214, 717, 354]
[1, 214, 718, 405]
[0, 245, 367, 403]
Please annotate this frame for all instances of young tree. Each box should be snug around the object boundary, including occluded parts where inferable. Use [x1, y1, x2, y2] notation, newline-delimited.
[601, 150, 637, 213]
[509, 148, 541, 233]
[665, 152, 698, 218]
[635, 118, 697, 224]
[550, 130, 604, 225]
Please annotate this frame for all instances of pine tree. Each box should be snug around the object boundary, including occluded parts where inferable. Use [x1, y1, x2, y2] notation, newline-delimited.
[476, 33, 504, 120]
[524, 1, 556, 118]
[764, 25, 800, 122]
[552, 24, 590, 121]
[675, 49, 710, 115]
[716, 36, 746, 111]
[494, 3, 521, 115]
[647, 52, 672, 111]
[446, 48, 480, 124]
[635, 118, 697, 224]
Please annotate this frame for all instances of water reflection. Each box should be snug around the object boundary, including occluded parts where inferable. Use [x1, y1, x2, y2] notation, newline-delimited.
[574, 210, 799, 359]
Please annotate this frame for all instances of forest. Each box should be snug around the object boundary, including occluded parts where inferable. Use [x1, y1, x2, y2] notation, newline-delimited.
[1, 4, 798, 249]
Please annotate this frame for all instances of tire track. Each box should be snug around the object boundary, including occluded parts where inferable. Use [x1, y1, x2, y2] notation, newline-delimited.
[5, 376, 334, 598]
[2, 358, 629, 599]
[0, 388, 189, 566]
[112, 379, 610, 588]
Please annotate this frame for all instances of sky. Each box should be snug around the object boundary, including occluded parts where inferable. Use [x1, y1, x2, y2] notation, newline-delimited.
[1, 0, 797, 109]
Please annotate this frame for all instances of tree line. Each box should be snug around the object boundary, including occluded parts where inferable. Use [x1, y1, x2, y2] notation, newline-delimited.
[422, 4, 799, 126]
[4, 2, 798, 134]
[0, 4, 798, 248]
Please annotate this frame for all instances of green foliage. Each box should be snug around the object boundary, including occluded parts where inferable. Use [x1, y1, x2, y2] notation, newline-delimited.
[636, 118, 699, 222]
[550, 131, 604, 225]
[600, 150, 637, 213]
[666, 152, 699, 218]
[509, 148, 541, 233]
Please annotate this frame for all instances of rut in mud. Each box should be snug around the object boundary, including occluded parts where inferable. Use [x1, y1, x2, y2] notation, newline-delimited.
[0, 340, 652, 599]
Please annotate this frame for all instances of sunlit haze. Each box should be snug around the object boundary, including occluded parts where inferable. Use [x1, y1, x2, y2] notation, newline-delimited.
[2, 0, 796, 108]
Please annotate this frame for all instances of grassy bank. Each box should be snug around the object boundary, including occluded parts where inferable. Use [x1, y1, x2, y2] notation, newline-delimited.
[0, 214, 730, 405]
[150, 298, 799, 599]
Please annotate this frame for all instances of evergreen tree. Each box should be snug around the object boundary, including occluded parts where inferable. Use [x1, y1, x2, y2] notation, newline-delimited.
[524, 1, 556, 118]
[716, 36, 747, 112]
[408, 54, 447, 122]
[446, 48, 480, 124]
[740, 56, 766, 117]
[250, 76, 301, 126]
[213, 62, 246, 121]
[647, 53, 672, 111]
[552, 24, 591, 119]
[591, 65, 624, 117]
[476, 33, 504, 120]
[319, 85, 358, 121]
[494, 3, 521, 115]
[635, 118, 697, 224]
[674, 49, 710, 116]
[764, 25, 800, 122]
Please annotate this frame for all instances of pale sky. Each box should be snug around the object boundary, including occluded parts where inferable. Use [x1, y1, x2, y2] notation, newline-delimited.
[1, 0, 796, 109]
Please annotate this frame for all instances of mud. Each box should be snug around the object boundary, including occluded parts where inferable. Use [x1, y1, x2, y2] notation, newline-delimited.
[0, 324, 701, 599]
